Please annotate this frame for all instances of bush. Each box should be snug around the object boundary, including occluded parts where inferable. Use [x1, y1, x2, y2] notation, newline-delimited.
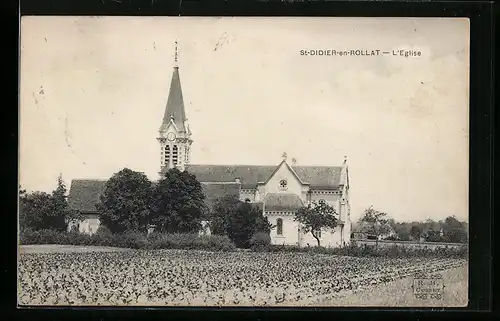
[20, 228, 70, 245]
[112, 230, 148, 249]
[90, 226, 115, 247]
[251, 242, 467, 259]
[19, 228, 237, 252]
[249, 232, 271, 251]
[66, 229, 93, 246]
[147, 233, 235, 251]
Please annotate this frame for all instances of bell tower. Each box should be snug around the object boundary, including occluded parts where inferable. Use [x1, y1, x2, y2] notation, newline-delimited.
[158, 41, 193, 176]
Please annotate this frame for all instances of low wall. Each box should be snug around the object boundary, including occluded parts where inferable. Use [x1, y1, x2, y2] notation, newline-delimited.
[351, 239, 467, 250]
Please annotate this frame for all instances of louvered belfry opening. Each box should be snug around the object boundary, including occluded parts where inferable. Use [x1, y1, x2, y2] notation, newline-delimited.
[164, 145, 171, 165]
[172, 145, 178, 166]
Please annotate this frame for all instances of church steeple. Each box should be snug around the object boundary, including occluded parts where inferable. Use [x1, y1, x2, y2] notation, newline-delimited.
[157, 41, 193, 176]
[159, 42, 187, 133]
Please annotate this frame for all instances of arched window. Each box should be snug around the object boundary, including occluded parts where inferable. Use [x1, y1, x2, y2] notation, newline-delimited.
[319, 199, 326, 205]
[172, 145, 178, 166]
[277, 218, 283, 235]
[164, 145, 170, 165]
[313, 228, 321, 238]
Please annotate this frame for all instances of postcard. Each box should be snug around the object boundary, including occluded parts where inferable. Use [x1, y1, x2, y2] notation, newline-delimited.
[18, 16, 469, 307]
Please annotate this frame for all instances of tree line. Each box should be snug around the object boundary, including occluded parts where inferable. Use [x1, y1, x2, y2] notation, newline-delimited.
[353, 206, 468, 244]
[19, 168, 467, 249]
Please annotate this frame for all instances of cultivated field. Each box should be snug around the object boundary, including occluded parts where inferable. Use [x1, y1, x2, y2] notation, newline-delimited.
[18, 245, 468, 307]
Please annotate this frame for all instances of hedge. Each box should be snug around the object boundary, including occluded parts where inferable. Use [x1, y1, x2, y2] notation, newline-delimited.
[146, 232, 236, 251]
[257, 243, 468, 259]
[19, 228, 466, 258]
[19, 228, 236, 252]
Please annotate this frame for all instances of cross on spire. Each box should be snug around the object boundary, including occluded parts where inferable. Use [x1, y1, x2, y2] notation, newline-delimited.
[282, 152, 287, 161]
[174, 40, 179, 67]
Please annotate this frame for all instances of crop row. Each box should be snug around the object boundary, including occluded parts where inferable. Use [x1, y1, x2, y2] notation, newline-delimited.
[18, 250, 467, 306]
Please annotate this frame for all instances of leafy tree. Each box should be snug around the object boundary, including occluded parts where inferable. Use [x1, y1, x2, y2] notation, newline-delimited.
[19, 191, 55, 231]
[390, 221, 411, 241]
[425, 229, 446, 242]
[410, 224, 423, 241]
[359, 206, 391, 249]
[294, 200, 338, 247]
[150, 168, 207, 233]
[210, 195, 272, 248]
[96, 168, 153, 234]
[442, 215, 468, 243]
[19, 177, 81, 232]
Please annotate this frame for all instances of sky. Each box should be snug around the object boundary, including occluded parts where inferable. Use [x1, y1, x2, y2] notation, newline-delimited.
[19, 17, 470, 222]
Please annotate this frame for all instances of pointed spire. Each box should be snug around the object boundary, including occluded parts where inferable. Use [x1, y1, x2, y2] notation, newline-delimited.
[159, 41, 187, 133]
[174, 39, 179, 68]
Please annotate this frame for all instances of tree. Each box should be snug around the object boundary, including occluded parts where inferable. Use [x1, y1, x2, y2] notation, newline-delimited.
[425, 229, 445, 242]
[51, 174, 82, 231]
[294, 201, 338, 247]
[442, 215, 468, 243]
[19, 177, 81, 232]
[96, 168, 153, 234]
[389, 221, 411, 241]
[150, 168, 207, 233]
[410, 224, 423, 241]
[19, 191, 55, 231]
[210, 195, 272, 248]
[359, 206, 391, 249]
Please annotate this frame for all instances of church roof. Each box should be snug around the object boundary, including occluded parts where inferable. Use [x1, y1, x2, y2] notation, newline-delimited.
[201, 182, 241, 210]
[68, 179, 107, 213]
[264, 193, 304, 211]
[159, 66, 187, 133]
[67, 180, 242, 214]
[185, 164, 342, 190]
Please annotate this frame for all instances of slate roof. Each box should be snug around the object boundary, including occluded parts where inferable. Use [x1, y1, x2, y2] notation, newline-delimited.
[67, 180, 243, 213]
[263, 193, 304, 211]
[201, 182, 241, 210]
[159, 66, 187, 133]
[185, 164, 342, 190]
[68, 180, 107, 213]
[68, 163, 343, 213]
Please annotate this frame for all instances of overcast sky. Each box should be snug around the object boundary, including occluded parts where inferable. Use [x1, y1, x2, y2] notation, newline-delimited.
[19, 17, 469, 222]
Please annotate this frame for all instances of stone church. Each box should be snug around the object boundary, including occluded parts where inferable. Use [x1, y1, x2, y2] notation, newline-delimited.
[68, 51, 351, 247]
